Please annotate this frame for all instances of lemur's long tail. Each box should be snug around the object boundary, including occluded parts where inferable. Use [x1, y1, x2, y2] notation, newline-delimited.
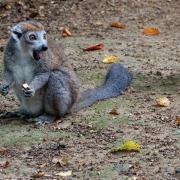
[73, 63, 132, 112]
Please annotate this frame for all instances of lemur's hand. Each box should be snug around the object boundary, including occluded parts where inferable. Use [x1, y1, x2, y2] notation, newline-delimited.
[0, 84, 9, 96]
[22, 84, 35, 97]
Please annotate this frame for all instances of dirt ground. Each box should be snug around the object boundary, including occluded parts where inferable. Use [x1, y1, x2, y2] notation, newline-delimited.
[0, 0, 180, 179]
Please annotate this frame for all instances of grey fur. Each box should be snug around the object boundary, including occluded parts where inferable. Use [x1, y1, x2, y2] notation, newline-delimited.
[0, 21, 132, 125]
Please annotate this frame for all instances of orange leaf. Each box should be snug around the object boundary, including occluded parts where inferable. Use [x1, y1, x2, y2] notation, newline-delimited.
[62, 28, 72, 37]
[143, 28, 160, 36]
[83, 43, 104, 51]
[111, 22, 125, 29]
[176, 116, 180, 126]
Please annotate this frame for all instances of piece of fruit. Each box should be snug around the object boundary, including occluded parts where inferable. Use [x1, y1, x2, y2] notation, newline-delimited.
[22, 83, 29, 90]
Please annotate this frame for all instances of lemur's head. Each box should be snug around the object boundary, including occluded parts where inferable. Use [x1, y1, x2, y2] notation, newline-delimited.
[11, 21, 48, 61]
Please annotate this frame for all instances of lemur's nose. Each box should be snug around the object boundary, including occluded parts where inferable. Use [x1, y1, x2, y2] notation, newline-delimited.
[41, 45, 48, 51]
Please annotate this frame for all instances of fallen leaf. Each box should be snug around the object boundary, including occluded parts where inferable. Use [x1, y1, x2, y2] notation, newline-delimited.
[16, 1, 24, 6]
[29, 12, 39, 18]
[0, 161, 10, 169]
[0, 147, 7, 155]
[32, 171, 45, 178]
[143, 28, 160, 36]
[55, 170, 72, 177]
[176, 116, 180, 126]
[111, 140, 140, 152]
[103, 55, 118, 64]
[39, 163, 47, 168]
[109, 108, 120, 115]
[111, 22, 125, 29]
[83, 43, 104, 51]
[52, 153, 69, 166]
[62, 28, 72, 37]
[155, 97, 170, 107]
[5, 4, 11, 10]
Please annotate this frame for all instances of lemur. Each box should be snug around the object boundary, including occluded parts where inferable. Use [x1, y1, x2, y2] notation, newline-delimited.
[0, 21, 132, 125]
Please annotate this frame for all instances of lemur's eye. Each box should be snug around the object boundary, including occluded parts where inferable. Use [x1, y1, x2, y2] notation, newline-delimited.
[43, 33, 46, 39]
[29, 34, 37, 41]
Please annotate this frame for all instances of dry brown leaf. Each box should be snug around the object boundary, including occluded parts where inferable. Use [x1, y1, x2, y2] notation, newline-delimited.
[143, 28, 160, 36]
[5, 4, 11, 10]
[155, 97, 170, 107]
[109, 108, 120, 115]
[32, 171, 45, 178]
[0, 147, 7, 155]
[62, 28, 72, 37]
[111, 22, 125, 29]
[83, 43, 104, 51]
[39, 163, 47, 168]
[0, 161, 10, 169]
[176, 116, 180, 126]
[52, 153, 69, 166]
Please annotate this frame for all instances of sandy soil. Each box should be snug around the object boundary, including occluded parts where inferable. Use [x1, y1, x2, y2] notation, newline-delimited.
[0, 0, 179, 179]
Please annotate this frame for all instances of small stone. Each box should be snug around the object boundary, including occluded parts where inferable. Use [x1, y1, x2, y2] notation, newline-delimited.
[156, 71, 162, 76]
[175, 167, 180, 174]
[114, 163, 132, 174]
[165, 166, 175, 175]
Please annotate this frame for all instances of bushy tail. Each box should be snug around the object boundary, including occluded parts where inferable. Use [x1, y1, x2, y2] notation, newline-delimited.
[73, 63, 132, 112]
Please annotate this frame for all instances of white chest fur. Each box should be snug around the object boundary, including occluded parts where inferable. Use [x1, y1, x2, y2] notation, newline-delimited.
[12, 51, 35, 84]
[11, 51, 43, 115]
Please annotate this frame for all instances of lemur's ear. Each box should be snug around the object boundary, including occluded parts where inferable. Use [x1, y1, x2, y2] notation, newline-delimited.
[12, 31, 22, 38]
[11, 24, 22, 40]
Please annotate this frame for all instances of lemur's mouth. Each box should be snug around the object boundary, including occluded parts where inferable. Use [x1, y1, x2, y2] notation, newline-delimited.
[33, 50, 43, 61]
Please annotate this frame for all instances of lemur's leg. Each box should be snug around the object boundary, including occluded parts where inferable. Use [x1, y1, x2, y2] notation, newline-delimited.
[34, 114, 56, 125]
[44, 71, 74, 119]
[0, 108, 33, 119]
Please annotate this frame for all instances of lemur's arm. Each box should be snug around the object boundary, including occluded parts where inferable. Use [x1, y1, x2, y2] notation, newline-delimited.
[0, 66, 13, 96]
[30, 73, 50, 91]
[22, 59, 51, 97]
[23, 72, 50, 97]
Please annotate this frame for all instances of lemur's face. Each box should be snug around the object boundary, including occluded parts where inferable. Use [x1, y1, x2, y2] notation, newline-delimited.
[11, 21, 48, 61]
[22, 31, 48, 61]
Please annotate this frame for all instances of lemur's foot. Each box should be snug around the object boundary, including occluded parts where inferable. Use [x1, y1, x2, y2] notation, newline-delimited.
[34, 115, 55, 125]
